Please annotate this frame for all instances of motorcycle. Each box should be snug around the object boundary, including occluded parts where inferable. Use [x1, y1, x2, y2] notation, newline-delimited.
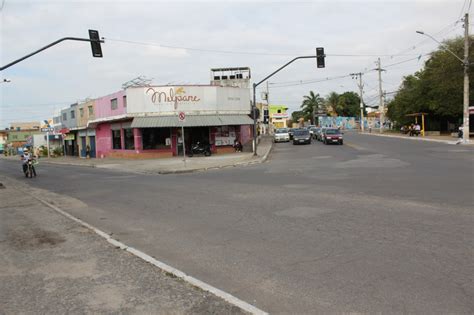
[188, 142, 211, 157]
[24, 158, 37, 178]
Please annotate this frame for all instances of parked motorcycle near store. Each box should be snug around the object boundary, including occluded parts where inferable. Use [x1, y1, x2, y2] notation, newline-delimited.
[188, 142, 211, 157]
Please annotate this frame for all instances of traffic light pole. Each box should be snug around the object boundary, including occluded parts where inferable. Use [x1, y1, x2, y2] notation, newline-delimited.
[252, 55, 318, 156]
[0, 36, 104, 71]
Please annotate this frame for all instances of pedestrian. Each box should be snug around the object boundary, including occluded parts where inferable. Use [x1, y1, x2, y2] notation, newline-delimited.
[233, 138, 242, 152]
[414, 123, 421, 136]
[86, 145, 91, 158]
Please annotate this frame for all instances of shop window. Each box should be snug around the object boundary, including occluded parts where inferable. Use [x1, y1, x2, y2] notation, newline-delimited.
[111, 98, 118, 110]
[112, 130, 121, 149]
[124, 129, 134, 150]
[62, 113, 67, 121]
[214, 126, 236, 146]
[142, 128, 171, 150]
[123, 95, 127, 107]
[88, 106, 94, 115]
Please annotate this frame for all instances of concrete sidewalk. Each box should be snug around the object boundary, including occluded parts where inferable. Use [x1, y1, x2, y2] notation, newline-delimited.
[0, 176, 249, 314]
[359, 131, 473, 145]
[1, 137, 273, 174]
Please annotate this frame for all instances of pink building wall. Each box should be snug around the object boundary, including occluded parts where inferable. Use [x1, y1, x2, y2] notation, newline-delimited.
[240, 125, 252, 144]
[95, 90, 127, 119]
[96, 123, 112, 158]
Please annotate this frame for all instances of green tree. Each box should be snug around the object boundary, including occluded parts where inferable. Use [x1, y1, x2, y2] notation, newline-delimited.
[336, 91, 361, 117]
[291, 110, 305, 122]
[325, 92, 339, 116]
[301, 91, 324, 123]
[387, 36, 473, 128]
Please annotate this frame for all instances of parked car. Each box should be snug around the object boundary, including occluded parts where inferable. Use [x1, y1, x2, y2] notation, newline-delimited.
[274, 128, 290, 143]
[322, 128, 343, 145]
[292, 129, 312, 145]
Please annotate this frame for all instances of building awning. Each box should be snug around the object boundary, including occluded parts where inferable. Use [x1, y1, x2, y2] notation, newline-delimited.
[131, 115, 254, 128]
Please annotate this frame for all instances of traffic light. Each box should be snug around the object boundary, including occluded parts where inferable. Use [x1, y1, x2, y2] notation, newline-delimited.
[263, 109, 269, 123]
[316, 47, 325, 68]
[251, 107, 260, 120]
[88, 29, 103, 58]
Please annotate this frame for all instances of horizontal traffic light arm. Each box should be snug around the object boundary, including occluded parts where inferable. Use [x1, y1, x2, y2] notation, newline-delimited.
[254, 55, 317, 88]
[0, 37, 104, 71]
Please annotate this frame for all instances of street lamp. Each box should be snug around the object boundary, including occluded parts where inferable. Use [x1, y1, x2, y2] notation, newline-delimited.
[416, 23, 470, 143]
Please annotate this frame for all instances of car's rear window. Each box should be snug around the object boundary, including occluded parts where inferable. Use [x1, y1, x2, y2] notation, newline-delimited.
[325, 129, 341, 134]
[276, 128, 288, 134]
[294, 130, 310, 136]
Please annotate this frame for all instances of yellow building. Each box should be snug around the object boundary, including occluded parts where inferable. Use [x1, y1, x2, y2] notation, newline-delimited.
[269, 105, 289, 130]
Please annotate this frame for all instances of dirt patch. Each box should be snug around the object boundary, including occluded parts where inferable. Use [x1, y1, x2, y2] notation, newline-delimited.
[7, 227, 65, 250]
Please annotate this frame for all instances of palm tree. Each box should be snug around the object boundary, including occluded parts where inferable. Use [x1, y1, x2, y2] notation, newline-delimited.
[325, 92, 339, 116]
[301, 91, 324, 124]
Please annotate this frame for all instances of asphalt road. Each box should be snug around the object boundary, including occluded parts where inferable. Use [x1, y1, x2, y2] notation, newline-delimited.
[1, 132, 473, 313]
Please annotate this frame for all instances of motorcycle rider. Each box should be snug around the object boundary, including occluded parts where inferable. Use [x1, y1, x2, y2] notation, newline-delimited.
[21, 148, 36, 177]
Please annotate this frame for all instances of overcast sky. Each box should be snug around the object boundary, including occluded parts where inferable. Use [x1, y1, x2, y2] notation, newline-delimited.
[0, 0, 468, 128]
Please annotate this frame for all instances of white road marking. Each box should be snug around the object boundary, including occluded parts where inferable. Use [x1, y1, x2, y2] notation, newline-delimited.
[28, 193, 268, 315]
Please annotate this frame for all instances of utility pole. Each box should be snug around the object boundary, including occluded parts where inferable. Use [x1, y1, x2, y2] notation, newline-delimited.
[463, 13, 470, 143]
[376, 58, 385, 133]
[266, 81, 270, 134]
[351, 72, 365, 132]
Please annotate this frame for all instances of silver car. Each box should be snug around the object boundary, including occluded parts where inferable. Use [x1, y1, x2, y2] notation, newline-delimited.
[274, 128, 290, 142]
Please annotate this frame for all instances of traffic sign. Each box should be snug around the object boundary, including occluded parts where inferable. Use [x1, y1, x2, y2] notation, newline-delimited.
[178, 112, 186, 122]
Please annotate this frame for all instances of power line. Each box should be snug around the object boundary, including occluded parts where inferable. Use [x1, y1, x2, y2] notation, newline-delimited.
[268, 74, 353, 88]
[105, 37, 429, 58]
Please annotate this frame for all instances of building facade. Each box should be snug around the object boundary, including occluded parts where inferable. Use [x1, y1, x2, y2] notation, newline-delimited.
[269, 105, 289, 130]
[60, 103, 79, 156]
[90, 85, 253, 159]
[76, 99, 97, 157]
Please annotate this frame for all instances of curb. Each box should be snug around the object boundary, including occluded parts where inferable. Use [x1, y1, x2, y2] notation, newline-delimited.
[4, 141, 274, 175]
[359, 132, 465, 145]
[38, 160, 97, 168]
[155, 141, 274, 175]
[1, 176, 268, 315]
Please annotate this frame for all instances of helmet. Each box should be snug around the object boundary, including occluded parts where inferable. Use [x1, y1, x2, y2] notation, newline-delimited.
[23, 148, 29, 153]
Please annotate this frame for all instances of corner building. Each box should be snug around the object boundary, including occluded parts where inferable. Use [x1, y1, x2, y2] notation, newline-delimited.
[92, 85, 253, 158]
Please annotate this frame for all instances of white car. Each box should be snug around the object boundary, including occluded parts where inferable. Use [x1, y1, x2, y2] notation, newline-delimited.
[274, 128, 290, 142]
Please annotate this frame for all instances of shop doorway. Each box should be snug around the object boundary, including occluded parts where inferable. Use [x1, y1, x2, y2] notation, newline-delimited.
[80, 137, 87, 157]
[184, 127, 210, 151]
[89, 136, 96, 158]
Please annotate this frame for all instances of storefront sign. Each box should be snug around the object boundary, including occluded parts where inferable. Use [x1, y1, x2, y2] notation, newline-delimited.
[127, 86, 251, 114]
[64, 134, 75, 140]
[271, 113, 289, 119]
[146, 87, 200, 110]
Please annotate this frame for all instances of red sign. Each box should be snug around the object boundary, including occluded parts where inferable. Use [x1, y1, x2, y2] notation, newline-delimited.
[178, 112, 186, 122]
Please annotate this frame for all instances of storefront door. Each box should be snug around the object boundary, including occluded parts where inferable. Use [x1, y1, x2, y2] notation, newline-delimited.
[80, 137, 87, 157]
[89, 136, 96, 158]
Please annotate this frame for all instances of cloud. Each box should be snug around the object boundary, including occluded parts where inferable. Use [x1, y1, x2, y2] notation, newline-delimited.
[0, 0, 466, 126]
